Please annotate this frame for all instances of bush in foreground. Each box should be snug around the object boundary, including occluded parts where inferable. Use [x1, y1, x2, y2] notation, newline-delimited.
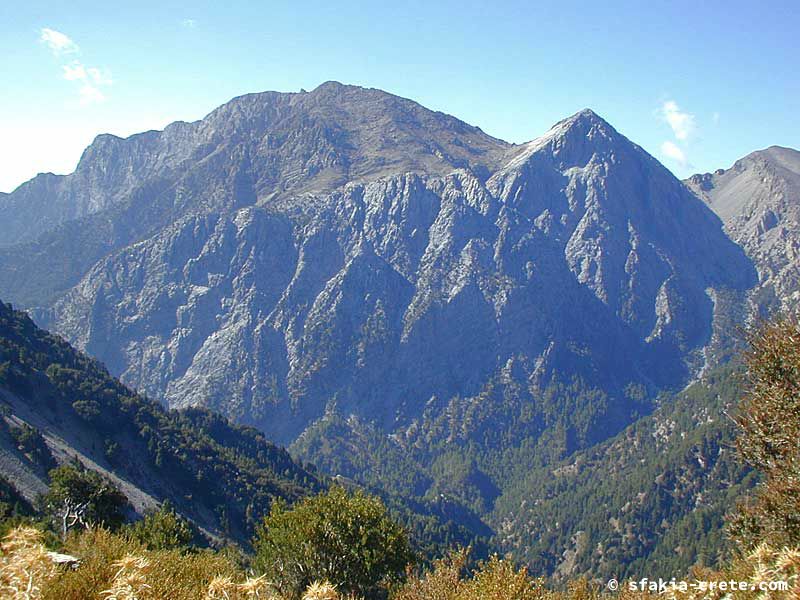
[126, 502, 195, 551]
[729, 317, 800, 551]
[253, 486, 414, 599]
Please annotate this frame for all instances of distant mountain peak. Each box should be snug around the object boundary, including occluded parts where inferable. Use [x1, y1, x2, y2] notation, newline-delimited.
[492, 107, 627, 177]
[737, 145, 800, 175]
[546, 107, 618, 143]
[310, 80, 350, 93]
[686, 144, 800, 313]
[562, 107, 607, 125]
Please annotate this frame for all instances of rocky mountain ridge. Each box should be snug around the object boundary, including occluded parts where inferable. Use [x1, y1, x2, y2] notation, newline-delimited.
[0, 82, 795, 576]
[6, 88, 754, 448]
[687, 146, 800, 314]
[0, 82, 510, 249]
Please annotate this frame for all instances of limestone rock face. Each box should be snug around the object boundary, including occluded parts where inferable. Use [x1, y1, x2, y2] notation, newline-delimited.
[687, 146, 800, 313]
[0, 85, 754, 445]
[0, 82, 508, 249]
[0, 83, 511, 306]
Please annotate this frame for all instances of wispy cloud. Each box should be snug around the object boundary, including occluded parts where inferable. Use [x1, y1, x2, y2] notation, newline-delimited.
[39, 28, 112, 105]
[659, 100, 696, 141]
[656, 99, 699, 170]
[181, 19, 198, 28]
[62, 61, 113, 104]
[660, 141, 687, 167]
[40, 28, 80, 56]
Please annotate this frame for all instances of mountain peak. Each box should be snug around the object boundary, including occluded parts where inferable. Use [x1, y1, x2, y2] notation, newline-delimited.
[310, 80, 349, 93]
[565, 107, 605, 124]
[550, 107, 616, 138]
[741, 145, 800, 174]
[533, 108, 620, 154]
[494, 107, 625, 175]
[685, 144, 800, 313]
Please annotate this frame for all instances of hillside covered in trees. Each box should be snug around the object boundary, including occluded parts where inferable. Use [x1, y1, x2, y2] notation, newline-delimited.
[0, 317, 798, 599]
[0, 300, 484, 555]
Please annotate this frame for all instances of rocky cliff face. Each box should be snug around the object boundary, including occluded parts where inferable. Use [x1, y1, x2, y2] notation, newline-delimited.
[687, 146, 800, 314]
[0, 85, 753, 447]
[0, 83, 511, 307]
[0, 82, 508, 250]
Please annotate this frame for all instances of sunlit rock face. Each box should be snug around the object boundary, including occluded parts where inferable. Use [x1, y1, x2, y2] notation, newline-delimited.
[0, 83, 755, 445]
[687, 145, 800, 314]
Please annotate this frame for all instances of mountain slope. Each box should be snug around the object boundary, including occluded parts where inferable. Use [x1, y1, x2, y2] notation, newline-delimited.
[0, 83, 510, 307]
[0, 82, 508, 250]
[0, 84, 772, 577]
[0, 300, 491, 556]
[687, 146, 800, 313]
[490, 364, 755, 581]
[27, 105, 754, 451]
[293, 364, 756, 580]
[0, 299, 323, 540]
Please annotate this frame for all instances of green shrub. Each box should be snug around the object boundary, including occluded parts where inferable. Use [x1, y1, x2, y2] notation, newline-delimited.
[9, 423, 56, 470]
[40, 463, 128, 537]
[127, 502, 195, 551]
[254, 486, 414, 599]
[728, 318, 800, 551]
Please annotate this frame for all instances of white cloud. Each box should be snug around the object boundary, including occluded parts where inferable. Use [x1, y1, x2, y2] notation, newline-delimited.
[62, 61, 112, 86]
[40, 29, 112, 105]
[40, 28, 79, 55]
[181, 19, 197, 28]
[78, 83, 107, 104]
[659, 100, 696, 141]
[660, 141, 687, 166]
[61, 61, 87, 81]
[61, 60, 113, 105]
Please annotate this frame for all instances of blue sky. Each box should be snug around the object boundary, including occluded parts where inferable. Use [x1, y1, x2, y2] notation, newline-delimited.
[1, 0, 798, 192]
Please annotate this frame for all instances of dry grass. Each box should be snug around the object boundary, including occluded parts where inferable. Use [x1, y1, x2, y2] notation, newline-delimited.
[239, 574, 277, 599]
[1, 528, 344, 600]
[40, 528, 240, 600]
[8, 525, 799, 600]
[303, 581, 340, 600]
[658, 543, 800, 599]
[0, 526, 60, 599]
[204, 573, 278, 599]
[392, 550, 659, 600]
[100, 555, 151, 600]
[726, 543, 800, 600]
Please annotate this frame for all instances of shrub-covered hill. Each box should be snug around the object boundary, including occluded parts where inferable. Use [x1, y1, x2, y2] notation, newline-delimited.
[0, 300, 487, 555]
[0, 299, 323, 541]
[491, 364, 757, 582]
[294, 362, 758, 580]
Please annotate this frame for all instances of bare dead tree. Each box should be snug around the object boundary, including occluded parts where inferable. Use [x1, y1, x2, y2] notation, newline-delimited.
[56, 497, 90, 540]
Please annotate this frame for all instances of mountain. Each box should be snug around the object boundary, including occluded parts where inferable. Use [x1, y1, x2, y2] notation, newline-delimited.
[490, 363, 755, 581]
[1, 82, 509, 250]
[0, 83, 509, 305]
[0, 82, 772, 576]
[4, 89, 751, 447]
[295, 363, 756, 580]
[687, 146, 800, 314]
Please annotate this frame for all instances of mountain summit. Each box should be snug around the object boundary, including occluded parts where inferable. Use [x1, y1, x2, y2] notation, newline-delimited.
[0, 82, 775, 579]
[0, 85, 752, 446]
[0, 82, 509, 250]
